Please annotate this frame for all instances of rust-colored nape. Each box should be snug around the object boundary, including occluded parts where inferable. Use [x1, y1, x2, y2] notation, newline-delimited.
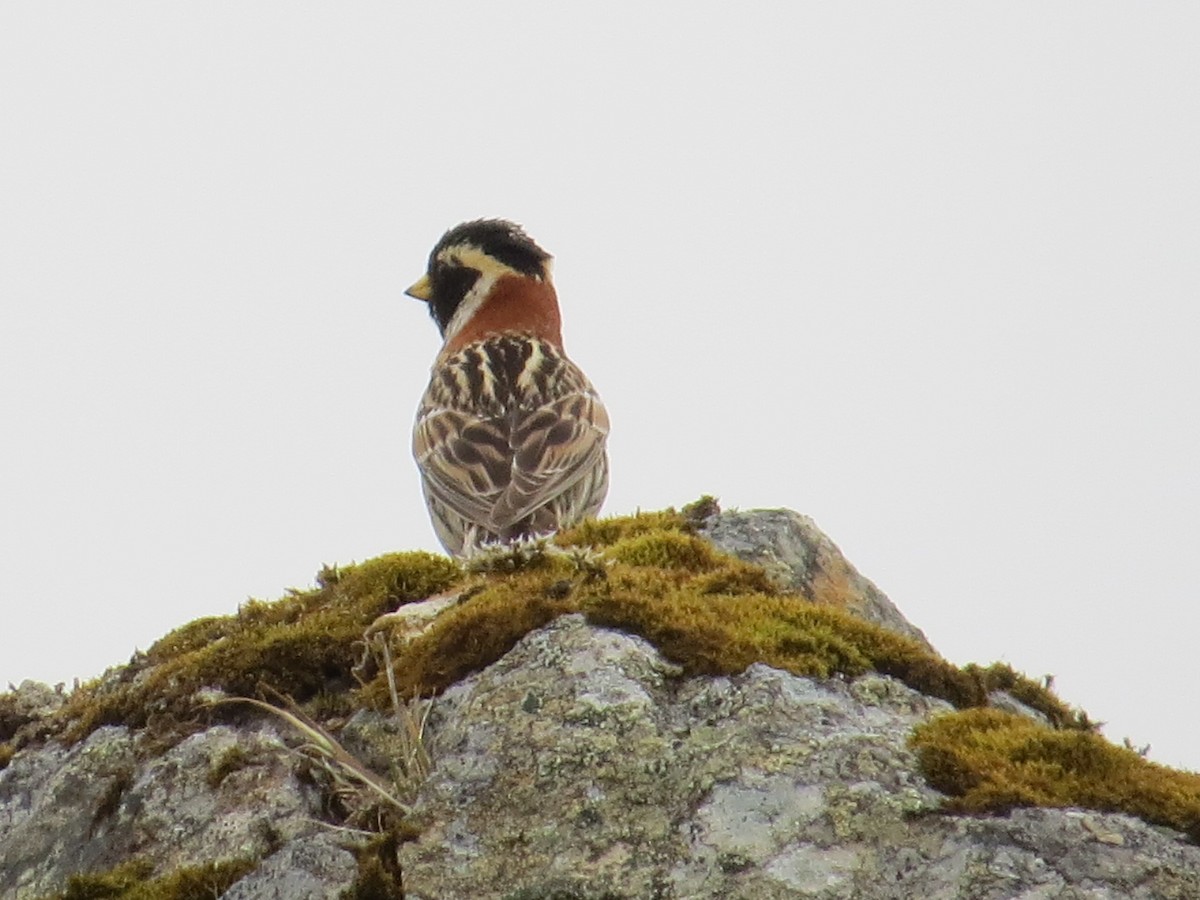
[440, 274, 564, 357]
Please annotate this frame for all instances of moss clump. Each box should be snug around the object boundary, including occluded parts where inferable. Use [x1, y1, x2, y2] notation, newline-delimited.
[605, 530, 722, 570]
[965, 662, 1092, 730]
[59, 552, 461, 746]
[0, 685, 59, 756]
[555, 509, 690, 548]
[680, 494, 722, 528]
[367, 575, 571, 702]
[912, 708, 1200, 842]
[49, 859, 155, 899]
[41, 856, 255, 900]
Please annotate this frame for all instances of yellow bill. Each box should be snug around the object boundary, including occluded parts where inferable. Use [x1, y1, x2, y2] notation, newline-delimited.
[405, 274, 433, 301]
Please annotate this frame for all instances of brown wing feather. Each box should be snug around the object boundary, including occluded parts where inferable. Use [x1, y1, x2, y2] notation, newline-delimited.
[487, 387, 610, 531]
[413, 405, 511, 528]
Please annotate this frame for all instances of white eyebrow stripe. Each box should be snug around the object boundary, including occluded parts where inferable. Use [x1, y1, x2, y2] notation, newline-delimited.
[436, 244, 550, 281]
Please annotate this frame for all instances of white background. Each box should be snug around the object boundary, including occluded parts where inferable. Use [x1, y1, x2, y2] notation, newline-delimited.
[2, 5, 1197, 770]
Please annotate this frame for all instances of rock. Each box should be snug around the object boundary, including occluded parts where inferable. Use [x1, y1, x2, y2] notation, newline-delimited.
[0, 724, 330, 899]
[0, 679, 67, 748]
[1, 680, 67, 721]
[364, 589, 466, 645]
[221, 833, 358, 900]
[700, 507, 933, 648]
[0, 727, 136, 897]
[400, 615, 1200, 899]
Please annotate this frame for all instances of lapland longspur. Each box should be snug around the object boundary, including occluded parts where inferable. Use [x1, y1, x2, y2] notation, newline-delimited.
[405, 219, 610, 557]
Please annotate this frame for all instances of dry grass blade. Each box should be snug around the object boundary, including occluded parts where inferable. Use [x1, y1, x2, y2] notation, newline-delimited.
[213, 694, 413, 816]
[376, 634, 433, 785]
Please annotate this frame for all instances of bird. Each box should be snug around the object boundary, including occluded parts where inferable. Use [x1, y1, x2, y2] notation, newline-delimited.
[404, 219, 610, 557]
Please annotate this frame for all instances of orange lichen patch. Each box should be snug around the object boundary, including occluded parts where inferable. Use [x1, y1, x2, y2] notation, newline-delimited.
[806, 562, 866, 611]
[912, 708, 1200, 843]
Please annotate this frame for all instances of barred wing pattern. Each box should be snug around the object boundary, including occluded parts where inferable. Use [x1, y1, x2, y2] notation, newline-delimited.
[413, 335, 610, 556]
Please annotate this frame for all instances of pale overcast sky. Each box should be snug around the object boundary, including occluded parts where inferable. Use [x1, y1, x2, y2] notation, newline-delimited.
[2, 5, 1197, 771]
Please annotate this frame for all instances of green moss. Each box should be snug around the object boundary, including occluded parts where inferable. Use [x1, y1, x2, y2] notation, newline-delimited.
[365, 574, 569, 701]
[555, 509, 690, 548]
[466, 541, 582, 577]
[912, 708, 1200, 842]
[50, 859, 155, 899]
[605, 531, 723, 570]
[304, 689, 359, 723]
[359, 511, 983, 712]
[0, 741, 14, 770]
[0, 686, 57, 754]
[686, 559, 779, 597]
[965, 662, 1092, 730]
[41, 856, 255, 900]
[581, 585, 984, 708]
[144, 616, 238, 663]
[680, 494, 722, 528]
[335, 552, 460, 610]
[59, 552, 461, 745]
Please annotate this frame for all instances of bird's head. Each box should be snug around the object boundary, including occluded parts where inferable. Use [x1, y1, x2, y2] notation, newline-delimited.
[405, 219, 555, 343]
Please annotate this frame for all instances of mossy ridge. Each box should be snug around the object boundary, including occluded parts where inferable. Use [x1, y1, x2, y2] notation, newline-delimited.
[360, 516, 985, 712]
[912, 708, 1200, 843]
[58, 552, 461, 745]
[38, 856, 256, 900]
[42, 504, 1081, 790]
